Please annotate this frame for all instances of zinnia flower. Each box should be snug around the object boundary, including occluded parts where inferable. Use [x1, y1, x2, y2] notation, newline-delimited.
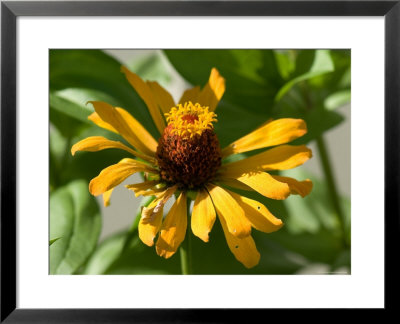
[71, 66, 313, 268]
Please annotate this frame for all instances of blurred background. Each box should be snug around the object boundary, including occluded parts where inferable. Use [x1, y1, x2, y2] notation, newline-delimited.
[49, 49, 350, 275]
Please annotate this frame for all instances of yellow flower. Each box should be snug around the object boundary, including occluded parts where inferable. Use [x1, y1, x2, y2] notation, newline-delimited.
[71, 66, 313, 268]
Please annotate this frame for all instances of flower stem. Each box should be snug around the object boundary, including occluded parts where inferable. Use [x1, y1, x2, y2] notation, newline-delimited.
[180, 198, 192, 275]
[316, 135, 349, 247]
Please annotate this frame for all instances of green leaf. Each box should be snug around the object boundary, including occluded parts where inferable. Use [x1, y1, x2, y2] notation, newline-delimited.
[50, 92, 93, 124]
[324, 90, 351, 110]
[49, 49, 159, 138]
[50, 106, 88, 140]
[278, 169, 348, 236]
[164, 49, 283, 115]
[49, 237, 61, 246]
[83, 196, 157, 274]
[49, 124, 71, 190]
[273, 97, 345, 144]
[275, 50, 335, 101]
[165, 49, 347, 144]
[128, 51, 172, 87]
[85, 234, 181, 275]
[50, 180, 102, 274]
[83, 232, 127, 275]
[274, 50, 296, 79]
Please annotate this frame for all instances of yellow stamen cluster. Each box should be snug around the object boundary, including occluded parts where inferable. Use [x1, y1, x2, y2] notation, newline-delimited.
[165, 101, 217, 138]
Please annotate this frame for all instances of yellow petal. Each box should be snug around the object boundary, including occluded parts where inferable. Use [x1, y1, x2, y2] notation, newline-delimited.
[221, 145, 312, 176]
[71, 136, 155, 164]
[272, 176, 313, 197]
[139, 198, 165, 247]
[139, 185, 178, 223]
[121, 66, 166, 134]
[89, 158, 157, 196]
[102, 188, 114, 207]
[221, 172, 290, 200]
[156, 192, 187, 259]
[116, 107, 158, 153]
[197, 68, 226, 111]
[227, 190, 283, 233]
[147, 81, 175, 114]
[126, 180, 161, 197]
[216, 178, 252, 191]
[140, 187, 167, 197]
[219, 215, 260, 268]
[88, 112, 118, 133]
[191, 188, 216, 242]
[222, 118, 307, 157]
[205, 184, 251, 238]
[88, 101, 157, 157]
[179, 86, 201, 105]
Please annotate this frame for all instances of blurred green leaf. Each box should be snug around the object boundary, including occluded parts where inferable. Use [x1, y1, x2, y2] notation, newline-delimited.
[84, 232, 181, 275]
[324, 90, 351, 110]
[49, 124, 71, 190]
[165, 49, 349, 146]
[50, 180, 101, 274]
[279, 169, 347, 236]
[274, 50, 296, 79]
[83, 232, 126, 275]
[50, 49, 159, 138]
[310, 50, 351, 90]
[49, 237, 61, 246]
[189, 216, 305, 274]
[50, 105, 88, 140]
[84, 197, 163, 274]
[128, 52, 172, 87]
[50, 92, 93, 124]
[164, 49, 283, 115]
[83, 195, 156, 274]
[273, 98, 345, 144]
[275, 50, 334, 101]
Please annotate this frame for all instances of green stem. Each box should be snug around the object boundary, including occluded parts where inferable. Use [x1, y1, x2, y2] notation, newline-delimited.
[316, 135, 348, 247]
[180, 197, 192, 275]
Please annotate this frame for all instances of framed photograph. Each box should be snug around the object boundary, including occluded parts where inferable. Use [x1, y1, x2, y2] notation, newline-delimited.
[1, 0, 398, 321]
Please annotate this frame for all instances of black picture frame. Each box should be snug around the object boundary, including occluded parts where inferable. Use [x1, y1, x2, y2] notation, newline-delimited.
[1, 0, 399, 321]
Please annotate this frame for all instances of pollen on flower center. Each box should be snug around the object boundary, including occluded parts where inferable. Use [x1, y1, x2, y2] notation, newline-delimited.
[156, 102, 221, 189]
[181, 114, 199, 123]
[165, 101, 217, 139]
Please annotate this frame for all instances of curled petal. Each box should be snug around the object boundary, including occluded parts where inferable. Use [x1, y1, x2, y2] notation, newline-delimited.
[139, 198, 164, 247]
[88, 112, 117, 133]
[102, 188, 114, 207]
[156, 192, 187, 259]
[126, 180, 161, 197]
[272, 175, 313, 197]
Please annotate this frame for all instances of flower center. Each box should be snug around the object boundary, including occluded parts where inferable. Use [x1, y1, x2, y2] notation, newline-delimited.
[156, 102, 221, 189]
[164, 101, 217, 139]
